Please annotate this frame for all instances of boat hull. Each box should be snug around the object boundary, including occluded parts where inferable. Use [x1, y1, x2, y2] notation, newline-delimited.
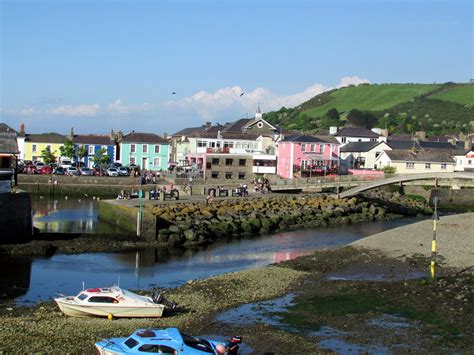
[55, 299, 164, 318]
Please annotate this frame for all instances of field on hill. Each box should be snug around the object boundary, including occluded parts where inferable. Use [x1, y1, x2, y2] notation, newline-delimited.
[264, 82, 474, 135]
[429, 85, 474, 105]
[303, 84, 439, 118]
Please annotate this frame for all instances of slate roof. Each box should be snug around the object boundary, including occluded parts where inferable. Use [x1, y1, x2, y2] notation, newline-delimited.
[387, 134, 413, 141]
[340, 141, 381, 153]
[172, 126, 207, 136]
[222, 118, 251, 132]
[25, 133, 66, 143]
[384, 150, 455, 163]
[73, 135, 115, 145]
[122, 132, 169, 144]
[334, 127, 381, 138]
[0, 124, 19, 154]
[187, 131, 260, 140]
[281, 134, 339, 144]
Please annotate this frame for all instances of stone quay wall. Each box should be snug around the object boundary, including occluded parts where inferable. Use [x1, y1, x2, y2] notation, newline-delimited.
[430, 188, 474, 207]
[99, 193, 429, 244]
[0, 192, 32, 242]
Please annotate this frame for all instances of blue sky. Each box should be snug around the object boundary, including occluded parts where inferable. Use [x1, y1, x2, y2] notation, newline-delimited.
[1, 0, 472, 135]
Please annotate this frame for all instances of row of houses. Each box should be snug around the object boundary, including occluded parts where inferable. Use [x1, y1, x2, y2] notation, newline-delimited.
[2, 108, 474, 180]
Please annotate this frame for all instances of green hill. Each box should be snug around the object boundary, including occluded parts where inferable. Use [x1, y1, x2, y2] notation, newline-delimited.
[264, 82, 474, 135]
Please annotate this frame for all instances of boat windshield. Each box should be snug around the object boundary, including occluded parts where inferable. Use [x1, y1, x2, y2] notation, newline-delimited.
[77, 293, 88, 301]
[181, 334, 214, 353]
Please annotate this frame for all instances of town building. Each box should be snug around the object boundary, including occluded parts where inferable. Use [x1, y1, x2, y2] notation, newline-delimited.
[339, 141, 392, 171]
[73, 131, 117, 168]
[374, 150, 456, 173]
[331, 127, 386, 146]
[119, 132, 170, 170]
[23, 132, 66, 163]
[277, 134, 340, 179]
[0, 123, 19, 172]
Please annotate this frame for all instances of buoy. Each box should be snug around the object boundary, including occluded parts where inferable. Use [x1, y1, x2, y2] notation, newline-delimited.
[108, 313, 113, 321]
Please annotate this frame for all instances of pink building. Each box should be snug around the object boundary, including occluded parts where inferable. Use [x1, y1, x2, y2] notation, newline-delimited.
[277, 134, 340, 179]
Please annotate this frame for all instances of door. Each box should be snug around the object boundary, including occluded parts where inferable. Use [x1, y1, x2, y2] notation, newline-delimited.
[142, 157, 148, 170]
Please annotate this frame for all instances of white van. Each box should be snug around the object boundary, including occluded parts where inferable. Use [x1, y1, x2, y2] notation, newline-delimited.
[60, 159, 72, 169]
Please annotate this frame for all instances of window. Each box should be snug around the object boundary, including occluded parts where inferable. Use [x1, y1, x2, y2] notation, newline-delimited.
[154, 145, 160, 153]
[319, 144, 324, 153]
[142, 144, 148, 153]
[223, 141, 234, 148]
[88, 146, 94, 154]
[212, 158, 220, 165]
[310, 144, 315, 152]
[239, 159, 246, 166]
[358, 139, 362, 142]
[425, 163, 431, 169]
[406, 162, 415, 169]
[441, 163, 447, 170]
[88, 296, 118, 303]
[341, 137, 347, 143]
[257, 121, 264, 128]
[225, 159, 233, 166]
[77, 293, 88, 301]
[375, 152, 381, 158]
[131, 144, 136, 153]
[197, 140, 206, 147]
[46, 144, 52, 151]
[371, 138, 377, 142]
[206, 162, 211, 169]
[139, 344, 177, 353]
[154, 158, 160, 166]
[225, 172, 233, 179]
[211, 171, 220, 179]
[238, 172, 246, 179]
[124, 338, 139, 349]
[301, 144, 306, 152]
[130, 157, 136, 165]
[32, 144, 37, 152]
[468, 160, 472, 165]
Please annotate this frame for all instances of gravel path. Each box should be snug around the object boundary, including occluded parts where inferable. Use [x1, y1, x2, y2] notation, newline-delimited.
[351, 213, 474, 270]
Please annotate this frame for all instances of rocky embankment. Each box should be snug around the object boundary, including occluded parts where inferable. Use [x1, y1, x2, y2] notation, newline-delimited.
[152, 193, 430, 248]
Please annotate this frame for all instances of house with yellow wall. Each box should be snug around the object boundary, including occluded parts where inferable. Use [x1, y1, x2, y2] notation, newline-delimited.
[374, 150, 456, 174]
[24, 133, 66, 162]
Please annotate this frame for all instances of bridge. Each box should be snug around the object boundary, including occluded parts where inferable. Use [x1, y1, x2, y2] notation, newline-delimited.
[337, 172, 474, 198]
[268, 172, 474, 197]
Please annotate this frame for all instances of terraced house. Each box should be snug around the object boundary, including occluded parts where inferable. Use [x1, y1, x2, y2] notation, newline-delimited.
[119, 132, 170, 170]
[73, 132, 117, 168]
[23, 132, 65, 163]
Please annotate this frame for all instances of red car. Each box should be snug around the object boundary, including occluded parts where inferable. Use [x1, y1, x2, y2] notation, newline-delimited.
[41, 165, 53, 174]
[25, 164, 38, 174]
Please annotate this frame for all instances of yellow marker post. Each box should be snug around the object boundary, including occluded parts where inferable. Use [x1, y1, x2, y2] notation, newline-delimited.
[430, 197, 440, 279]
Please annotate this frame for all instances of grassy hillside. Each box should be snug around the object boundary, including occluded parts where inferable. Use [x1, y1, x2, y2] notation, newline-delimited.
[428, 85, 474, 105]
[264, 82, 474, 135]
[303, 84, 439, 119]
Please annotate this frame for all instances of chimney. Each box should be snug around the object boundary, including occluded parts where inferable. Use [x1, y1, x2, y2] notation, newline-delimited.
[329, 126, 338, 135]
[381, 129, 389, 138]
[110, 129, 115, 140]
[415, 131, 426, 141]
[19, 123, 25, 136]
[117, 130, 123, 142]
[465, 135, 473, 150]
[217, 130, 221, 140]
[163, 132, 168, 140]
[205, 122, 212, 129]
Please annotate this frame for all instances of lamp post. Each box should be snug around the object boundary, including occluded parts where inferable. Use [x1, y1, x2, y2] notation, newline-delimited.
[430, 196, 440, 278]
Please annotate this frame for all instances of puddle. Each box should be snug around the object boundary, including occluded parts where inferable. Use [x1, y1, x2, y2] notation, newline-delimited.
[327, 261, 427, 282]
[369, 314, 415, 330]
[216, 293, 296, 329]
[200, 334, 253, 354]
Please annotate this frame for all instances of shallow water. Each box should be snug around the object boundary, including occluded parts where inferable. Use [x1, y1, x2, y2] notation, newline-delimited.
[3, 197, 424, 305]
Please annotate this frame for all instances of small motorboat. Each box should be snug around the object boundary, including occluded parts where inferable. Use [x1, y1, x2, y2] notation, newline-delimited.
[54, 285, 175, 318]
[95, 328, 241, 355]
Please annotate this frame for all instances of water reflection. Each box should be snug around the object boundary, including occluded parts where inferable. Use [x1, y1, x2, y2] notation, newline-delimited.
[31, 196, 125, 234]
[7, 217, 422, 305]
[0, 255, 33, 300]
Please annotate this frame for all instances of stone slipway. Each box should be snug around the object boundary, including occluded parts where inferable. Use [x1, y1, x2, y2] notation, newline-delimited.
[351, 213, 474, 270]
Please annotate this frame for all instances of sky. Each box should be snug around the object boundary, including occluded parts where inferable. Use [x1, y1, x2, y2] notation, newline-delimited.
[0, 0, 472, 135]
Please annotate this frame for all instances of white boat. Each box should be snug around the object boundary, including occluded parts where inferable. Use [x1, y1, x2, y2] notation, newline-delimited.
[54, 285, 175, 318]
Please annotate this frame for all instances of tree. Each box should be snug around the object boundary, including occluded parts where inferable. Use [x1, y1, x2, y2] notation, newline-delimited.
[347, 109, 378, 129]
[92, 148, 110, 176]
[76, 145, 88, 171]
[325, 108, 340, 121]
[59, 139, 76, 160]
[40, 147, 57, 164]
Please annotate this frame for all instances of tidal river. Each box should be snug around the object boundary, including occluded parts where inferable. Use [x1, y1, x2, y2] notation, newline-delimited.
[1, 196, 423, 305]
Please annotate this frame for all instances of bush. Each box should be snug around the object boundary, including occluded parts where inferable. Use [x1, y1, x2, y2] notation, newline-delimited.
[383, 166, 397, 174]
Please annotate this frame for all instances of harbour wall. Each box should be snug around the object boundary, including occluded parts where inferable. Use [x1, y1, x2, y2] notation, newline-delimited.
[0, 192, 32, 242]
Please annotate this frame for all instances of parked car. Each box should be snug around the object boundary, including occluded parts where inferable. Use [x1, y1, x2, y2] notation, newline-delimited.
[53, 167, 66, 175]
[60, 160, 72, 169]
[35, 162, 45, 170]
[66, 167, 80, 176]
[81, 167, 93, 176]
[72, 161, 85, 168]
[117, 167, 130, 176]
[25, 164, 38, 174]
[41, 165, 53, 174]
[106, 167, 119, 177]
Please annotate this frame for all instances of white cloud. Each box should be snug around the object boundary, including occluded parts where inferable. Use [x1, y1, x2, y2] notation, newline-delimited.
[48, 104, 101, 116]
[337, 75, 370, 88]
[107, 99, 156, 114]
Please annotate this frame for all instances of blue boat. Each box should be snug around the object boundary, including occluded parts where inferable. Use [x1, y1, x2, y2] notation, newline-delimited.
[95, 327, 241, 355]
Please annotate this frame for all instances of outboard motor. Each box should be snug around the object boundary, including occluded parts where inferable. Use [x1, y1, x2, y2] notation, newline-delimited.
[152, 291, 163, 304]
[152, 289, 177, 310]
[226, 336, 242, 355]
